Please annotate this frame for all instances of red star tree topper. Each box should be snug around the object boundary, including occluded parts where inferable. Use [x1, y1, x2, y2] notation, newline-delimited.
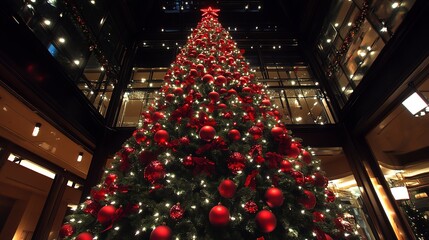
[201, 6, 220, 17]
[60, 8, 360, 240]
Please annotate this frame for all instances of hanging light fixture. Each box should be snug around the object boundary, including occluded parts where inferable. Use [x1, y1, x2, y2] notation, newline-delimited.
[32, 123, 41, 136]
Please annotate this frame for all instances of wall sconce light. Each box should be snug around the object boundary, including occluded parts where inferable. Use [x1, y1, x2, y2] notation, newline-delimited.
[32, 123, 41, 137]
[77, 152, 83, 162]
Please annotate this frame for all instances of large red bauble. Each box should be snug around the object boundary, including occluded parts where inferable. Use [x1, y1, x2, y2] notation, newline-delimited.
[59, 224, 74, 238]
[208, 91, 220, 102]
[150, 225, 172, 240]
[313, 211, 325, 222]
[270, 127, 285, 138]
[76, 232, 93, 240]
[301, 150, 312, 164]
[261, 99, 271, 106]
[202, 74, 214, 82]
[209, 205, 230, 226]
[199, 126, 216, 141]
[249, 126, 263, 140]
[299, 190, 317, 209]
[196, 64, 205, 71]
[133, 129, 146, 144]
[165, 93, 174, 102]
[325, 190, 336, 202]
[218, 103, 227, 109]
[189, 68, 198, 77]
[280, 160, 292, 172]
[227, 88, 237, 95]
[291, 170, 305, 185]
[255, 210, 277, 233]
[154, 130, 169, 144]
[227, 129, 241, 141]
[215, 75, 227, 85]
[144, 161, 166, 183]
[218, 179, 236, 198]
[153, 112, 164, 121]
[104, 173, 117, 186]
[305, 175, 315, 186]
[242, 86, 252, 92]
[287, 143, 301, 158]
[314, 172, 328, 187]
[97, 205, 116, 225]
[173, 88, 184, 95]
[265, 187, 284, 208]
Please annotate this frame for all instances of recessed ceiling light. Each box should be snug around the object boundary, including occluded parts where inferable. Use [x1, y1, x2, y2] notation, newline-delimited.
[44, 19, 51, 25]
[58, 37, 65, 43]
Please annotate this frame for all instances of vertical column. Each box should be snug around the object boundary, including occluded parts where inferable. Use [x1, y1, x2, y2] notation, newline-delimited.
[341, 123, 415, 239]
[32, 172, 67, 240]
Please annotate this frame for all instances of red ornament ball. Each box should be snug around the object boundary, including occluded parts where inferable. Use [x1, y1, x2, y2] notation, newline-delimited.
[265, 187, 284, 208]
[280, 160, 292, 172]
[154, 130, 169, 144]
[244, 201, 258, 213]
[170, 203, 185, 220]
[97, 205, 116, 225]
[215, 75, 227, 85]
[261, 99, 271, 106]
[249, 126, 263, 140]
[173, 88, 184, 95]
[227, 129, 241, 141]
[301, 150, 312, 164]
[76, 232, 93, 240]
[150, 225, 172, 240]
[104, 173, 117, 186]
[133, 129, 146, 144]
[299, 190, 317, 210]
[305, 175, 315, 186]
[271, 127, 285, 138]
[153, 112, 164, 121]
[202, 74, 214, 82]
[199, 125, 216, 141]
[183, 155, 194, 167]
[166, 93, 175, 102]
[313, 211, 325, 222]
[255, 210, 277, 233]
[287, 143, 301, 158]
[325, 190, 336, 202]
[208, 91, 220, 102]
[59, 224, 74, 238]
[144, 161, 166, 183]
[218, 103, 227, 109]
[291, 171, 305, 185]
[83, 200, 100, 216]
[313, 172, 326, 187]
[209, 205, 230, 226]
[218, 179, 237, 198]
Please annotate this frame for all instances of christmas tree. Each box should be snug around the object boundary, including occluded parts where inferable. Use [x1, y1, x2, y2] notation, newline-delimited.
[60, 7, 359, 240]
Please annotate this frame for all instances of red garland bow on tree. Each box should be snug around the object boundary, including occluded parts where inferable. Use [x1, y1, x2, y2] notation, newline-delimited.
[245, 170, 259, 190]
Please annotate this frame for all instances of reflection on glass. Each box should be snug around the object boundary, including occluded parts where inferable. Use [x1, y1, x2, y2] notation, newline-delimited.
[318, 0, 415, 105]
